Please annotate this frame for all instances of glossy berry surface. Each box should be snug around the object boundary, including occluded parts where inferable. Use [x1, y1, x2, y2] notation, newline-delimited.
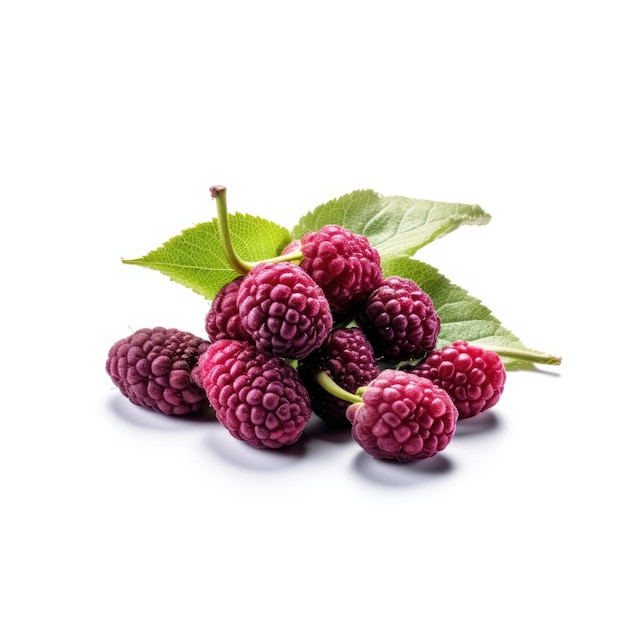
[359, 276, 440, 361]
[347, 369, 458, 461]
[300, 327, 380, 427]
[194, 339, 312, 448]
[106, 327, 209, 416]
[237, 261, 333, 360]
[409, 341, 506, 419]
[299, 225, 383, 313]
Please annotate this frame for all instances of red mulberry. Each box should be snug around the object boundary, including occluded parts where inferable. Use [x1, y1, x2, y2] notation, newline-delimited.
[299, 225, 383, 313]
[195, 339, 312, 448]
[237, 261, 333, 360]
[205, 276, 250, 342]
[347, 369, 458, 461]
[359, 276, 440, 361]
[106, 327, 209, 416]
[408, 341, 506, 419]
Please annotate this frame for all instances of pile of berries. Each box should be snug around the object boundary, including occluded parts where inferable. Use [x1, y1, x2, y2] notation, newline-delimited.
[107, 220, 506, 463]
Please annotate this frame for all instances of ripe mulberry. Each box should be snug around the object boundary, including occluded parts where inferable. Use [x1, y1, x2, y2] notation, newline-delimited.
[237, 261, 333, 360]
[205, 276, 250, 342]
[347, 369, 458, 461]
[299, 225, 383, 313]
[408, 341, 506, 419]
[194, 339, 311, 448]
[359, 276, 440, 361]
[106, 327, 210, 416]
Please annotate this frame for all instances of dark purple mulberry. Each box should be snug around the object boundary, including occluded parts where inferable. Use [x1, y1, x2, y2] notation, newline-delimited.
[106, 327, 210, 416]
[205, 276, 250, 342]
[194, 339, 311, 448]
[300, 327, 380, 428]
[299, 225, 383, 313]
[347, 369, 458, 461]
[408, 341, 506, 419]
[359, 276, 440, 361]
[237, 261, 333, 360]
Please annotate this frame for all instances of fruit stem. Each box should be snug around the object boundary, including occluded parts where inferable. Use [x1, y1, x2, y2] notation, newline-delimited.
[210, 185, 304, 272]
[210, 185, 255, 275]
[249, 249, 304, 267]
[313, 368, 364, 405]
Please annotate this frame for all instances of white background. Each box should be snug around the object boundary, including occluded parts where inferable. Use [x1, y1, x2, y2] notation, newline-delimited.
[1, 1, 624, 624]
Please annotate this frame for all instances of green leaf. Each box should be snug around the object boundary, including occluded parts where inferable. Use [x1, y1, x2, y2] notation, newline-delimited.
[382, 255, 562, 369]
[123, 213, 291, 300]
[291, 189, 491, 260]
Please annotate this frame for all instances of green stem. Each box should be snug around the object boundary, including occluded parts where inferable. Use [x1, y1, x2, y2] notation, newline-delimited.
[210, 185, 304, 274]
[473, 342, 562, 366]
[248, 249, 304, 267]
[210, 185, 255, 275]
[313, 368, 364, 405]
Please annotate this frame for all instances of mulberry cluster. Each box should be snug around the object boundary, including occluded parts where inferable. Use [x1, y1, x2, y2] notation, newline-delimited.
[107, 224, 506, 463]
